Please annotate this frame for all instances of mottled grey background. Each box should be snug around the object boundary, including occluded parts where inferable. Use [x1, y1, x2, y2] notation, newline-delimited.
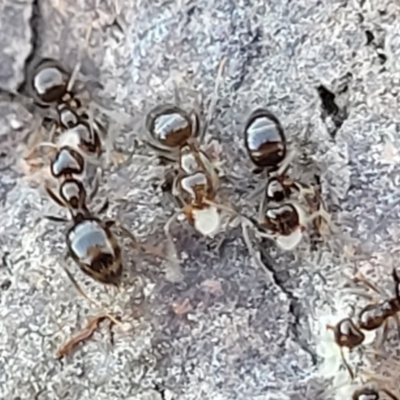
[1, 0, 400, 399]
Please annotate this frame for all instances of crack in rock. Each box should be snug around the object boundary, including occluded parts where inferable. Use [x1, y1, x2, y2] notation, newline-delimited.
[258, 247, 318, 366]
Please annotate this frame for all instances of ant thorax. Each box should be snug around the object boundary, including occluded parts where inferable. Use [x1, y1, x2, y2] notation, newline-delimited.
[266, 176, 291, 203]
[58, 104, 80, 128]
[179, 146, 208, 173]
[358, 301, 394, 331]
[51, 146, 85, 178]
[177, 171, 221, 237]
[179, 172, 210, 206]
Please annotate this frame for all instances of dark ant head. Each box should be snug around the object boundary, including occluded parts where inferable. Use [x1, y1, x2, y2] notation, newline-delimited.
[244, 108, 286, 170]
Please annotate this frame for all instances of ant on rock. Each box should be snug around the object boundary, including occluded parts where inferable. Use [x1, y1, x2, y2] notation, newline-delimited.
[142, 60, 240, 250]
[327, 268, 400, 380]
[243, 108, 332, 251]
[28, 58, 165, 323]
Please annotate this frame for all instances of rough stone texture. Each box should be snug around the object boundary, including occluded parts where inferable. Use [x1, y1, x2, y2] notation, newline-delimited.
[0, 0, 33, 91]
[1, 0, 400, 399]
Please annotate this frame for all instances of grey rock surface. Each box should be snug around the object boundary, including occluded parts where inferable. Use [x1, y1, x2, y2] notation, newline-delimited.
[1, 0, 400, 399]
[0, 0, 33, 91]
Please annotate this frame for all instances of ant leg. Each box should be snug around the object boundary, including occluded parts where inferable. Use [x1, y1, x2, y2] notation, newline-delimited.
[106, 220, 167, 260]
[340, 347, 355, 380]
[305, 206, 335, 233]
[45, 215, 69, 223]
[37, 142, 58, 151]
[200, 57, 226, 144]
[95, 198, 109, 215]
[45, 185, 66, 208]
[245, 180, 268, 204]
[257, 186, 268, 224]
[60, 252, 125, 330]
[163, 211, 183, 282]
[393, 313, 400, 340]
[392, 267, 400, 299]
[353, 271, 383, 296]
[89, 168, 102, 203]
[276, 149, 296, 176]
[241, 220, 274, 281]
[326, 324, 355, 380]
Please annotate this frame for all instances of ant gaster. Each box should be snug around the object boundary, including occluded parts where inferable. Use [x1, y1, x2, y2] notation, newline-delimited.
[244, 108, 293, 176]
[45, 176, 122, 286]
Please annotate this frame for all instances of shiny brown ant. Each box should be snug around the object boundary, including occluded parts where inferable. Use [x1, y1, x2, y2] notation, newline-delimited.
[243, 108, 331, 251]
[327, 268, 400, 380]
[29, 59, 166, 313]
[143, 60, 233, 242]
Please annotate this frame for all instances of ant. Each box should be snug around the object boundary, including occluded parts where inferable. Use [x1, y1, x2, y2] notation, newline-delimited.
[356, 268, 400, 341]
[243, 108, 332, 251]
[29, 59, 166, 321]
[327, 268, 400, 380]
[143, 61, 234, 243]
[145, 104, 225, 238]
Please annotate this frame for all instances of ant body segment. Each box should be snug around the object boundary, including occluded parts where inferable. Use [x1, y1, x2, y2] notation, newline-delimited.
[244, 108, 292, 176]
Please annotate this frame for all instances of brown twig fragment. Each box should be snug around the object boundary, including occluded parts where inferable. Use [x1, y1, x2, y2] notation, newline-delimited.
[56, 314, 118, 359]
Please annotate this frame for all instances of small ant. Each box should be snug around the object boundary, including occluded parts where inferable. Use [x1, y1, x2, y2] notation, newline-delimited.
[145, 103, 228, 239]
[143, 61, 232, 241]
[327, 317, 366, 380]
[328, 268, 400, 380]
[29, 59, 166, 319]
[356, 268, 400, 340]
[243, 108, 331, 251]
